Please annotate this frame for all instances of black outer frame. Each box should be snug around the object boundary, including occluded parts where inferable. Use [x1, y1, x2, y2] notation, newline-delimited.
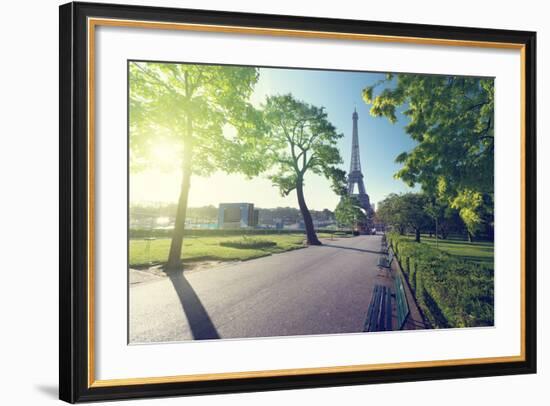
[59, 1, 537, 403]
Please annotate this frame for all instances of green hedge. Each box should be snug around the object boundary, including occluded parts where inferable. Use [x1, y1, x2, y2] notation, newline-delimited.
[129, 228, 353, 239]
[387, 232, 494, 329]
[219, 238, 278, 249]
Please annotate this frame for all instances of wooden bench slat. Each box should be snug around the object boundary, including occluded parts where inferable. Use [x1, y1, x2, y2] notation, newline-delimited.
[364, 285, 378, 331]
[394, 274, 410, 330]
[378, 248, 395, 269]
[371, 286, 382, 330]
[364, 284, 392, 332]
[385, 286, 392, 330]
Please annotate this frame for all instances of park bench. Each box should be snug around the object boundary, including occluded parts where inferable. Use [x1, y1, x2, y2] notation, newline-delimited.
[394, 274, 410, 329]
[364, 284, 392, 332]
[377, 248, 395, 268]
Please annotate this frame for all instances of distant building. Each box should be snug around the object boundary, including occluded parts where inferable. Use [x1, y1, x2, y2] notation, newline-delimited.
[346, 108, 374, 233]
[218, 203, 259, 229]
[347, 108, 372, 216]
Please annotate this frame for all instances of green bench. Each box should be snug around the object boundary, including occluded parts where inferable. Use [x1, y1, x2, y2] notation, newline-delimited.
[377, 248, 394, 269]
[394, 274, 410, 329]
[364, 285, 392, 332]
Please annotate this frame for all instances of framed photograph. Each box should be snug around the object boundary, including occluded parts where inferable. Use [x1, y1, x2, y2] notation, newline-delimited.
[59, 1, 536, 403]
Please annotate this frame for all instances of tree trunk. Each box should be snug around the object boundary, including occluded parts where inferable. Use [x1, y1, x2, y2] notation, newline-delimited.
[415, 228, 421, 243]
[296, 176, 321, 245]
[467, 231, 474, 243]
[166, 138, 193, 270]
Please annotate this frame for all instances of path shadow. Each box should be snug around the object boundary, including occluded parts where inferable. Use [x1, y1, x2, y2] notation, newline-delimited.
[422, 290, 450, 328]
[167, 272, 220, 340]
[322, 243, 383, 255]
[404, 318, 428, 329]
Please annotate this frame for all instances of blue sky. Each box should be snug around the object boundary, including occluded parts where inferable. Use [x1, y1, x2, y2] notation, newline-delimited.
[250, 66, 418, 208]
[131, 65, 418, 211]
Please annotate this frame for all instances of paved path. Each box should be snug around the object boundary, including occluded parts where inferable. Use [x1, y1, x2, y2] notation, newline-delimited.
[130, 235, 391, 343]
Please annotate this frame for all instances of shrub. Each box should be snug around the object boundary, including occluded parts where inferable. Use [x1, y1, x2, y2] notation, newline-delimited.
[387, 232, 494, 328]
[219, 237, 278, 250]
[129, 228, 346, 239]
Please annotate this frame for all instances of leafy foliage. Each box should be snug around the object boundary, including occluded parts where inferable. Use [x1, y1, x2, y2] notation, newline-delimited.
[130, 62, 266, 176]
[387, 232, 494, 328]
[377, 193, 431, 241]
[263, 95, 344, 192]
[262, 94, 344, 244]
[423, 198, 464, 239]
[129, 62, 266, 268]
[219, 237, 278, 249]
[363, 74, 494, 240]
[334, 196, 367, 228]
[451, 189, 482, 236]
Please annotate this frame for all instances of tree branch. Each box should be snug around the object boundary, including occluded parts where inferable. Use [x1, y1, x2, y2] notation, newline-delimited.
[465, 100, 489, 112]
[476, 117, 493, 138]
[133, 63, 174, 94]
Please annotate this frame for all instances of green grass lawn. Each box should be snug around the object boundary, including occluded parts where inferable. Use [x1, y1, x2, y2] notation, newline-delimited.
[129, 232, 333, 266]
[404, 234, 494, 268]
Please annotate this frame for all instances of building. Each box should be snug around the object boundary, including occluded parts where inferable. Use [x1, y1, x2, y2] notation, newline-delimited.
[218, 203, 259, 229]
[347, 108, 372, 213]
[346, 108, 374, 232]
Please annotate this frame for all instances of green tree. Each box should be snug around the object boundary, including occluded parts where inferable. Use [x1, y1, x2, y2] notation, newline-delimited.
[451, 190, 483, 242]
[423, 198, 463, 239]
[263, 94, 344, 245]
[334, 195, 366, 229]
[130, 62, 266, 269]
[377, 193, 431, 242]
[424, 200, 439, 238]
[377, 193, 408, 235]
[363, 74, 494, 239]
[402, 193, 431, 242]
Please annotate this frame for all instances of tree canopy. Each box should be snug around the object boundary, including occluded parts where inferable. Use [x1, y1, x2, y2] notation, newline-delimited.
[262, 94, 344, 245]
[130, 62, 266, 176]
[363, 74, 494, 240]
[130, 62, 266, 268]
[376, 193, 431, 242]
[334, 195, 366, 230]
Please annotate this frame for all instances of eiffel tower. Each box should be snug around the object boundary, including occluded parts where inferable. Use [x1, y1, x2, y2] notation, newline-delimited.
[347, 108, 373, 215]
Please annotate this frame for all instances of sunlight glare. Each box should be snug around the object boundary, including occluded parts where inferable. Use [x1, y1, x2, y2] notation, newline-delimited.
[149, 139, 182, 172]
